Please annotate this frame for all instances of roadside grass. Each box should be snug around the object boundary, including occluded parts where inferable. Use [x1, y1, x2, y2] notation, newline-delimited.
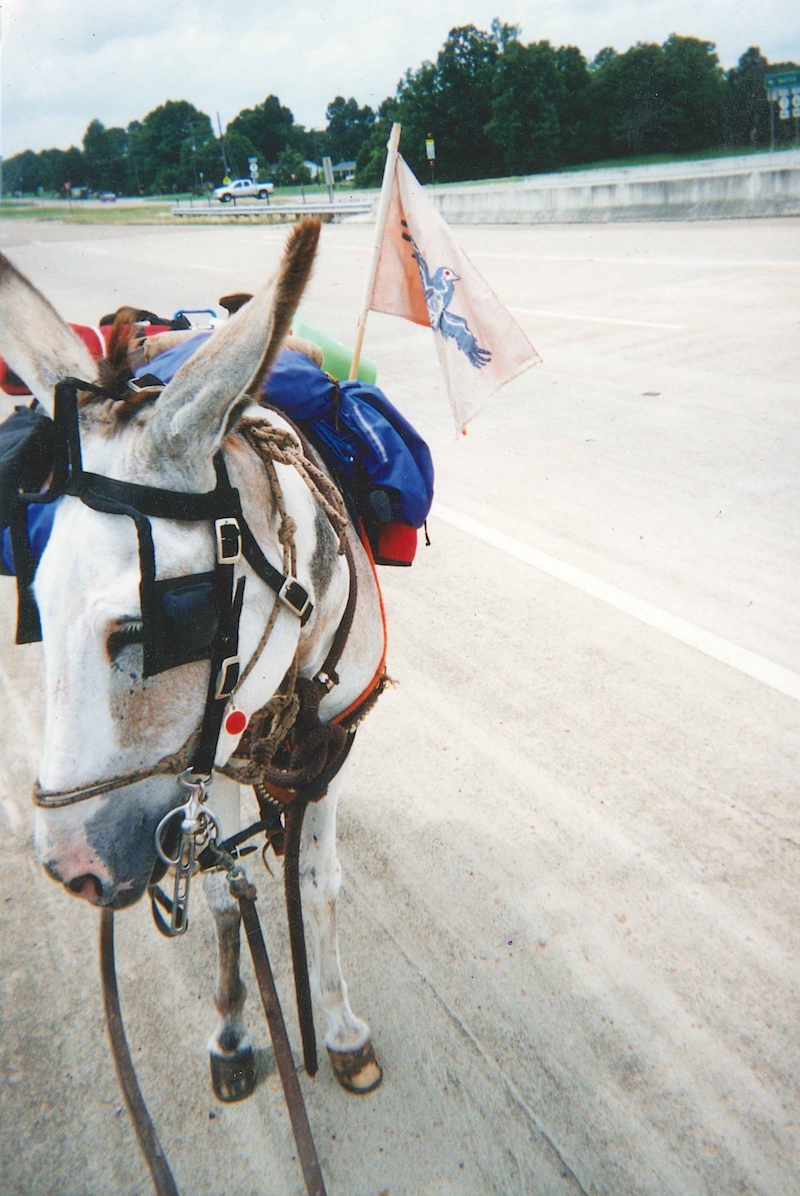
[561, 145, 790, 172]
[433, 144, 795, 187]
[0, 201, 172, 223]
[0, 179, 364, 223]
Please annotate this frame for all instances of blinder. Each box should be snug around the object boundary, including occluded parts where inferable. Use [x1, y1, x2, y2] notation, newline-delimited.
[147, 573, 219, 674]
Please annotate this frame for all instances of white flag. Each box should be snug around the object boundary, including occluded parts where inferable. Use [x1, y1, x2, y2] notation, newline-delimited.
[370, 156, 540, 430]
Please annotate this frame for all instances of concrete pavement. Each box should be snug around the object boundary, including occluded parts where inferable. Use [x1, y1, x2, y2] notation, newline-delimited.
[0, 216, 798, 1195]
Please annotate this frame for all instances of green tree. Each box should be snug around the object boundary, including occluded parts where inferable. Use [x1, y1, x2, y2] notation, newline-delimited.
[725, 47, 771, 146]
[592, 41, 667, 156]
[273, 148, 311, 186]
[395, 24, 502, 182]
[82, 120, 128, 192]
[590, 36, 726, 158]
[323, 96, 375, 162]
[3, 150, 42, 193]
[555, 46, 592, 163]
[131, 100, 216, 193]
[486, 38, 563, 174]
[355, 97, 399, 186]
[658, 35, 726, 151]
[227, 94, 299, 164]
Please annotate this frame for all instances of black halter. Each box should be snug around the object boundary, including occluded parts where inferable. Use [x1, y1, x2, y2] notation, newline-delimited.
[13, 377, 313, 777]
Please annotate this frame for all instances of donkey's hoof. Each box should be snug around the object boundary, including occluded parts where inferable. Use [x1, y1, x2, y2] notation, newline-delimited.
[210, 1046, 257, 1102]
[327, 1040, 382, 1095]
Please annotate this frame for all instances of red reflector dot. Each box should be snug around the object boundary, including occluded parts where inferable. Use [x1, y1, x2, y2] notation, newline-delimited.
[225, 708, 248, 736]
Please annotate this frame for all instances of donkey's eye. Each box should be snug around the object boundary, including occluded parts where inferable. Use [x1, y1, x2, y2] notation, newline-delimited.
[107, 620, 143, 663]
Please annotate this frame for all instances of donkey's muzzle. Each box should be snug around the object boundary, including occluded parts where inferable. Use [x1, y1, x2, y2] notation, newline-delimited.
[41, 857, 115, 906]
[36, 776, 185, 910]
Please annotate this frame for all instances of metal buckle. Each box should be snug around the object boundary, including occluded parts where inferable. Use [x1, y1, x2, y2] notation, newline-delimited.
[278, 576, 311, 620]
[215, 655, 241, 699]
[154, 770, 221, 936]
[316, 670, 338, 693]
[215, 518, 242, 564]
[127, 375, 165, 394]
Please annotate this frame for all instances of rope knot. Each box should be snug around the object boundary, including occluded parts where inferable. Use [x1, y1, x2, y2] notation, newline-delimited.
[251, 689, 301, 766]
[278, 515, 297, 546]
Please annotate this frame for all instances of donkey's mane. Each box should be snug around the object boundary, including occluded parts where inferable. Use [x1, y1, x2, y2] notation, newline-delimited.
[78, 218, 321, 439]
[76, 310, 155, 430]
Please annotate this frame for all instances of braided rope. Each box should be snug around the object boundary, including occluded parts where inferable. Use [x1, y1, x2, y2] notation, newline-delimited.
[231, 412, 349, 773]
[240, 421, 348, 554]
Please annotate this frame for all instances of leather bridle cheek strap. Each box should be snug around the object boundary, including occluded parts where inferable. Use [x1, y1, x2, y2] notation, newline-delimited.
[27, 377, 316, 809]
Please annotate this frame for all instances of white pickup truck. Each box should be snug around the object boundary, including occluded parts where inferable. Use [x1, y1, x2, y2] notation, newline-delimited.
[212, 178, 274, 203]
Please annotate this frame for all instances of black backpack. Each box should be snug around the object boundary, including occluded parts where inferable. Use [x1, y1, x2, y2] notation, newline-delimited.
[0, 403, 54, 533]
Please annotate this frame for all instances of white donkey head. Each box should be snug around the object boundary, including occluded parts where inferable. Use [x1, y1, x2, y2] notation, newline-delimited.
[0, 221, 323, 908]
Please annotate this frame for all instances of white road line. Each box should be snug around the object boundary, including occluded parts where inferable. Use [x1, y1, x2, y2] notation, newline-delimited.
[316, 242, 798, 271]
[433, 502, 800, 703]
[188, 263, 235, 273]
[470, 252, 800, 268]
[509, 306, 684, 330]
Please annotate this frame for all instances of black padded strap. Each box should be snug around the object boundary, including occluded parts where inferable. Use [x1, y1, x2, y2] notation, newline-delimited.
[68, 471, 241, 523]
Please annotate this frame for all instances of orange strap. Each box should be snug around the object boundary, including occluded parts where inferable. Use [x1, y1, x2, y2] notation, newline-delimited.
[331, 529, 387, 727]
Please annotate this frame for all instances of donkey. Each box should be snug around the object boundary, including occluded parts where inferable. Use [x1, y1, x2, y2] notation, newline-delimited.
[0, 220, 384, 1098]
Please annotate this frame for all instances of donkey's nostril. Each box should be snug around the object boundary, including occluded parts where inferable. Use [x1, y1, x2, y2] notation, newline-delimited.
[67, 874, 104, 904]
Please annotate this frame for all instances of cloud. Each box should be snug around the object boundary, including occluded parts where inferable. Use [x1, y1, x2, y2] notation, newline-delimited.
[2, 0, 797, 157]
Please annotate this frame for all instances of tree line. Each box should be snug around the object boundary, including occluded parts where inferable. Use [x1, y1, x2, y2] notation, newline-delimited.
[357, 24, 800, 185]
[3, 93, 374, 196]
[4, 21, 798, 197]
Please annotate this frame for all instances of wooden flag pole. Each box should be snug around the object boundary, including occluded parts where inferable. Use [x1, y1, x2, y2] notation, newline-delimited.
[349, 122, 402, 380]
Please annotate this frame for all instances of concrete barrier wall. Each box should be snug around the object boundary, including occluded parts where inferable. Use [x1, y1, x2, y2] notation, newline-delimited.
[421, 151, 800, 224]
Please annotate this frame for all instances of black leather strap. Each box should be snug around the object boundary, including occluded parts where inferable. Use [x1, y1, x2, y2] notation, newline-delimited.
[192, 573, 245, 776]
[100, 910, 180, 1196]
[232, 877, 328, 1196]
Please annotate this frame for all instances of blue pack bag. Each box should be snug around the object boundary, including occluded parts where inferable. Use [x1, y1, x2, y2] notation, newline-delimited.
[263, 350, 434, 531]
[1, 334, 435, 574]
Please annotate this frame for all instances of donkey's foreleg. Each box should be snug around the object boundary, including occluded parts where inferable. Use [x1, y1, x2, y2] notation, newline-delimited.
[203, 778, 256, 1101]
[300, 767, 382, 1093]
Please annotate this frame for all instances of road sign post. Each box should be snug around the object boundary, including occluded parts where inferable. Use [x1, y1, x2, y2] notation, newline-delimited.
[765, 70, 800, 149]
[322, 156, 335, 203]
[426, 136, 436, 186]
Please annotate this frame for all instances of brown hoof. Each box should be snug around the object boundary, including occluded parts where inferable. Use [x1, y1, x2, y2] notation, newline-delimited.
[210, 1045, 257, 1102]
[327, 1040, 382, 1094]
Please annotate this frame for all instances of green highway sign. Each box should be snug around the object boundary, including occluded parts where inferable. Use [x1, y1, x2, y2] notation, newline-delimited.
[765, 70, 800, 89]
[765, 69, 800, 120]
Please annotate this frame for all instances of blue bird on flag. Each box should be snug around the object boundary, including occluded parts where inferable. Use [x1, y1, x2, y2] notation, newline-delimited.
[402, 231, 492, 369]
[369, 153, 539, 430]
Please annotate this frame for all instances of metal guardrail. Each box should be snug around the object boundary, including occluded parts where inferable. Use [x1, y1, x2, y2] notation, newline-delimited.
[171, 200, 374, 219]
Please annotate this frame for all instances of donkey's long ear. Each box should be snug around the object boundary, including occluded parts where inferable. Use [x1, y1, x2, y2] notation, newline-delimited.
[144, 219, 320, 465]
[0, 252, 99, 414]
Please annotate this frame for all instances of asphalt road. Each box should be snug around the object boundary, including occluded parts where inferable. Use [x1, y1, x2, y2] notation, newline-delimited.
[0, 215, 798, 1196]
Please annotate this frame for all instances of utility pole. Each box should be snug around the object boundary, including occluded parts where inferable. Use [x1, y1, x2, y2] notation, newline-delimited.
[217, 112, 230, 178]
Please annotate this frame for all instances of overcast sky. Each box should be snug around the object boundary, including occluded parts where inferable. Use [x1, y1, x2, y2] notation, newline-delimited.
[2, 0, 798, 158]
